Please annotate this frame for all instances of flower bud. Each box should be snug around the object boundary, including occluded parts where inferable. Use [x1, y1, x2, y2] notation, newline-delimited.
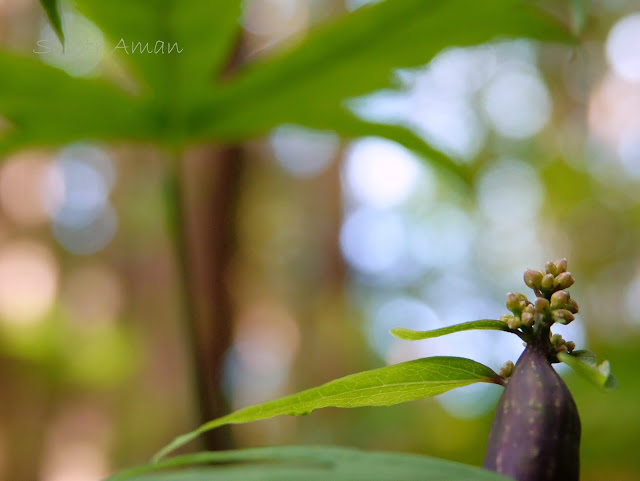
[554, 272, 575, 290]
[566, 341, 576, 353]
[506, 293, 520, 313]
[566, 299, 579, 314]
[541, 273, 555, 289]
[523, 269, 543, 290]
[521, 311, 535, 327]
[552, 309, 575, 325]
[545, 261, 559, 276]
[498, 360, 515, 379]
[535, 297, 550, 314]
[554, 258, 568, 274]
[501, 314, 522, 330]
[551, 333, 565, 347]
[550, 290, 570, 309]
[506, 293, 529, 314]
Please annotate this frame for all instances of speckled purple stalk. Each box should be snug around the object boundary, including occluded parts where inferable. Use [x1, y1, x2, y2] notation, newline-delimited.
[483, 345, 581, 481]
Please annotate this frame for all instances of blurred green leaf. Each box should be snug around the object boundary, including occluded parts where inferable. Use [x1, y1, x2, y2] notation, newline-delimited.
[74, 0, 242, 110]
[558, 350, 618, 391]
[109, 446, 512, 481]
[391, 320, 515, 341]
[2, 0, 573, 159]
[0, 52, 151, 154]
[39, 0, 65, 45]
[193, 0, 573, 139]
[153, 356, 502, 461]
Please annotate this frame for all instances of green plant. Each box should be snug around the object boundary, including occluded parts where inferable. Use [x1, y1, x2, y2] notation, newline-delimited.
[106, 259, 611, 481]
[2, 1, 609, 480]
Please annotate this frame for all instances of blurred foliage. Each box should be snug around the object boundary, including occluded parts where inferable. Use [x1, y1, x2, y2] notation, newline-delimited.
[0, 0, 639, 481]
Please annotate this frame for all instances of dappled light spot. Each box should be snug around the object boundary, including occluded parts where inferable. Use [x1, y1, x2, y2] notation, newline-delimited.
[52, 204, 117, 255]
[408, 204, 473, 270]
[0, 240, 58, 326]
[477, 158, 544, 226]
[37, 7, 105, 77]
[588, 73, 640, 146]
[40, 403, 111, 481]
[224, 301, 302, 413]
[271, 125, 339, 178]
[625, 272, 640, 329]
[0, 151, 52, 227]
[242, 0, 309, 51]
[606, 13, 640, 83]
[482, 69, 552, 139]
[346, 0, 382, 11]
[340, 207, 406, 276]
[42, 145, 117, 255]
[44, 145, 115, 228]
[344, 138, 422, 208]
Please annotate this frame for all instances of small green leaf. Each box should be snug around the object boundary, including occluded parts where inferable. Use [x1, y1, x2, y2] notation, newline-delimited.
[391, 320, 515, 341]
[109, 446, 512, 481]
[39, 0, 65, 45]
[558, 350, 617, 391]
[153, 356, 502, 462]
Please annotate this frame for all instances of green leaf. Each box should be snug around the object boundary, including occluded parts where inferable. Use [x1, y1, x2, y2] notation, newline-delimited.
[109, 446, 512, 481]
[558, 350, 618, 391]
[0, 52, 152, 153]
[39, 0, 65, 45]
[192, 0, 573, 140]
[74, 0, 242, 108]
[391, 320, 515, 341]
[152, 356, 502, 461]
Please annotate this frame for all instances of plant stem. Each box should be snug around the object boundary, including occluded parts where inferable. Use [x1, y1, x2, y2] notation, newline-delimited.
[163, 150, 214, 448]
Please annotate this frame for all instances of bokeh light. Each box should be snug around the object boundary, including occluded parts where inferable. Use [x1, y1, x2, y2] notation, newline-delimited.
[606, 13, 640, 83]
[0, 151, 52, 227]
[343, 138, 423, 208]
[271, 125, 339, 178]
[0, 240, 58, 326]
[43, 144, 118, 255]
[340, 208, 406, 276]
[482, 69, 552, 139]
[38, 8, 105, 77]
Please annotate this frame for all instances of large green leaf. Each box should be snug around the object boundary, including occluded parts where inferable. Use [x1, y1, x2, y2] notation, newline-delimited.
[391, 320, 517, 341]
[39, 0, 65, 44]
[2, 0, 574, 162]
[74, 0, 242, 111]
[558, 350, 617, 391]
[153, 356, 502, 461]
[192, 0, 573, 141]
[108, 446, 512, 481]
[0, 52, 152, 154]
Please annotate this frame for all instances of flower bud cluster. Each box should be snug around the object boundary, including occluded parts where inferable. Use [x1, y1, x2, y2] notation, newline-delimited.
[524, 258, 575, 297]
[521, 258, 579, 326]
[550, 333, 575, 353]
[501, 292, 536, 329]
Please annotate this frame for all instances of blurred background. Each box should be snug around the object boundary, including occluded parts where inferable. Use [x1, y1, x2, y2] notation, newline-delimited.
[1, 0, 640, 480]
